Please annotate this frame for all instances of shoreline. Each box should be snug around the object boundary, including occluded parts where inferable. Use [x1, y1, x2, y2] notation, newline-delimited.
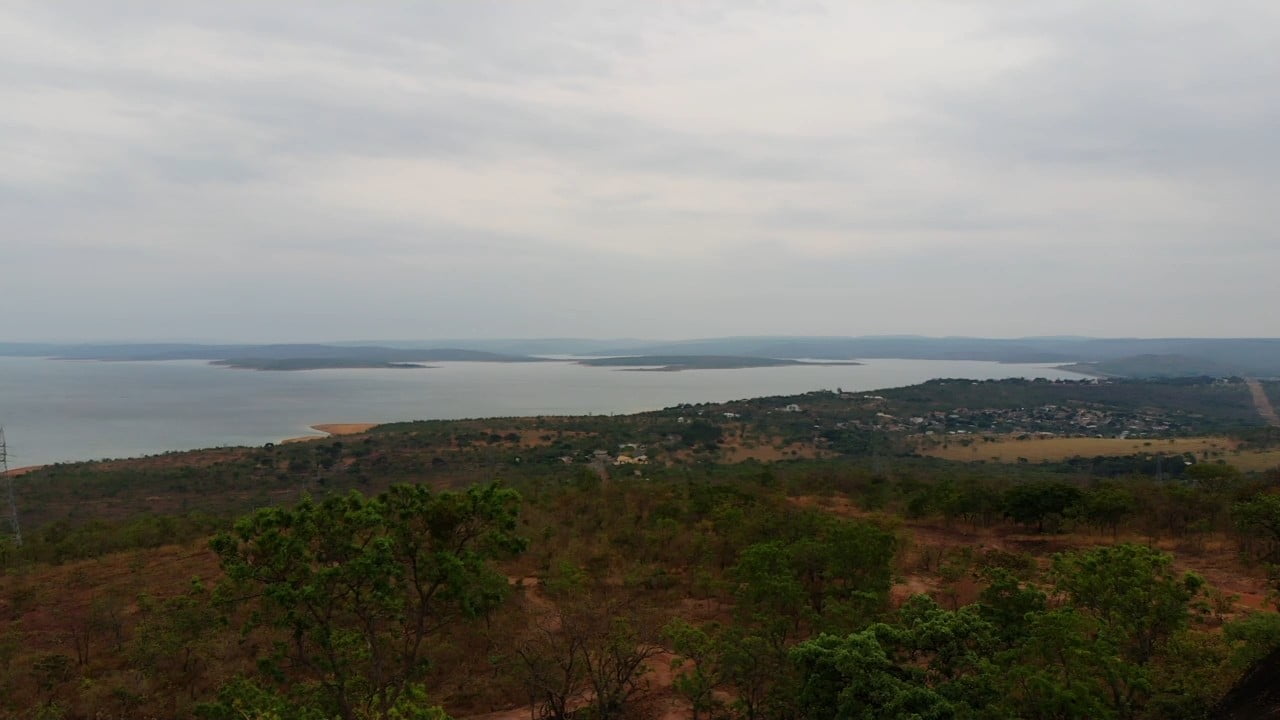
[0, 357, 1094, 465]
[1, 464, 45, 477]
[1, 461, 45, 474]
[281, 423, 380, 444]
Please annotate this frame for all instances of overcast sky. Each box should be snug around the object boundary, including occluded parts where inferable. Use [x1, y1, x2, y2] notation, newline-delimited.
[3, 1, 1278, 342]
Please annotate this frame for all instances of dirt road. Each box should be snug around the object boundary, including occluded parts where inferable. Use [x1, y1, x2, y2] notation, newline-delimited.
[1246, 379, 1280, 427]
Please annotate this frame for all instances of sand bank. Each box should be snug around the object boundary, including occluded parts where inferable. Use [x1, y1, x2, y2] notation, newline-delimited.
[281, 423, 380, 444]
[1, 464, 44, 477]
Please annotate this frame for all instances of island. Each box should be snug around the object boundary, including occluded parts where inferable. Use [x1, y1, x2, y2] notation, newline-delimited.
[5, 343, 549, 370]
[5, 336, 1280, 377]
[212, 358, 433, 371]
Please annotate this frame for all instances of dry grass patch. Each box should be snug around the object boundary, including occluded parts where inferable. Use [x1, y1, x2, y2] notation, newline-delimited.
[919, 436, 1238, 463]
[920, 434, 1280, 472]
[717, 432, 830, 463]
[1226, 449, 1280, 472]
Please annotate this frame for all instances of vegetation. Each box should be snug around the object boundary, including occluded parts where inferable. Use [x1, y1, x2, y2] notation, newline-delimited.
[205, 484, 522, 719]
[212, 359, 432, 370]
[564, 337, 1280, 376]
[3, 377, 1280, 718]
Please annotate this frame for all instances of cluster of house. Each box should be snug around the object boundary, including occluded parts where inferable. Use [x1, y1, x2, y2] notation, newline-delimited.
[611, 443, 649, 465]
[558, 444, 651, 467]
[845, 404, 1182, 438]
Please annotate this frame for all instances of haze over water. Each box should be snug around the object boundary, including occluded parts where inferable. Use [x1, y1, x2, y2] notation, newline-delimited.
[0, 356, 1087, 466]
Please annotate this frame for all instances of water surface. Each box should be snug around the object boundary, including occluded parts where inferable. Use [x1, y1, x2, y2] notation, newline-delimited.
[0, 356, 1085, 466]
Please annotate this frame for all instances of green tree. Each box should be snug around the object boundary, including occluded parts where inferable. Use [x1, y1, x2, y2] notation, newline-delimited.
[880, 595, 998, 707]
[1077, 488, 1137, 537]
[1143, 631, 1232, 720]
[1002, 483, 1083, 533]
[1233, 493, 1280, 562]
[809, 519, 897, 626]
[210, 483, 524, 720]
[664, 619, 723, 720]
[132, 578, 221, 711]
[731, 518, 896, 641]
[1184, 462, 1240, 488]
[976, 569, 1047, 648]
[990, 610, 1117, 720]
[1051, 544, 1204, 664]
[939, 482, 1002, 528]
[1223, 612, 1280, 668]
[717, 629, 791, 720]
[791, 631, 956, 720]
[732, 541, 808, 643]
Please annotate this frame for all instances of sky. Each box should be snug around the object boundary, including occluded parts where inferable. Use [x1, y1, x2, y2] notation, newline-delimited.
[3, 1, 1278, 342]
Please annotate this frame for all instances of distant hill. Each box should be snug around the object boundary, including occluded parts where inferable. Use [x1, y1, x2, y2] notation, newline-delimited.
[1060, 354, 1236, 379]
[4, 337, 1280, 377]
[582, 337, 1280, 377]
[588, 336, 1072, 362]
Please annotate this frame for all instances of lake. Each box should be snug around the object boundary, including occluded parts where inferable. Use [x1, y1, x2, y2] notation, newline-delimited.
[0, 356, 1087, 466]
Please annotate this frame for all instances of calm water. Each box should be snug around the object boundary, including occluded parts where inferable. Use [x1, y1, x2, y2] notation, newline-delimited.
[0, 356, 1087, 466]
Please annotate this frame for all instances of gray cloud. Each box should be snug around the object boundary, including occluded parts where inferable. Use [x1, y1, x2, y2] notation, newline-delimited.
[2, 0, 1277, 341]
[932, 3, 1280, 180]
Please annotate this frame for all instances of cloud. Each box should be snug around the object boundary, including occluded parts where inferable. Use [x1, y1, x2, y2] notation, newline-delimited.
[2, 0, 1277, 340]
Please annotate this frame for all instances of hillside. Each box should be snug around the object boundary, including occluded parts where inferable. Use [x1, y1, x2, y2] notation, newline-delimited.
[583, 337, 1280, 375]
[1060, 354, 1237, 378]
[3, 377, 1280, 719]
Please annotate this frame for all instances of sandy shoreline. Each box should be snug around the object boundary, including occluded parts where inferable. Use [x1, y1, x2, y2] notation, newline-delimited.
[1, 464, 44, 477]
[281, 423, 380, 444]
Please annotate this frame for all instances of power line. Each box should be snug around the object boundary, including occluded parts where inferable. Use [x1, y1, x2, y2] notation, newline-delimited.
[2, 426, 21, 546]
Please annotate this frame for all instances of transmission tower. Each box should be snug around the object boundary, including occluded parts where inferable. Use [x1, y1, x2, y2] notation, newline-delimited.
[1, 426, 20, 546]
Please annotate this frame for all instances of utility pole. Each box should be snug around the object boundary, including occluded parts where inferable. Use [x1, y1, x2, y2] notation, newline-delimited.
[1, 426, 20, 546]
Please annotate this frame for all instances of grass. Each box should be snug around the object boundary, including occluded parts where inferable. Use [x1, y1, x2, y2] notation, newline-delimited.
[1227, 449, 1280, 472]
[918, 436, 1243, 463]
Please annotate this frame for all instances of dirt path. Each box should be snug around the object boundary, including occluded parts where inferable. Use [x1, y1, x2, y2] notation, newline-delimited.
[1246, 379, 1280, 427]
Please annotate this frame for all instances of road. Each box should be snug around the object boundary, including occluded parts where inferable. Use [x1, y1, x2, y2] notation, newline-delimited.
[1246, 378, 1280, 427]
